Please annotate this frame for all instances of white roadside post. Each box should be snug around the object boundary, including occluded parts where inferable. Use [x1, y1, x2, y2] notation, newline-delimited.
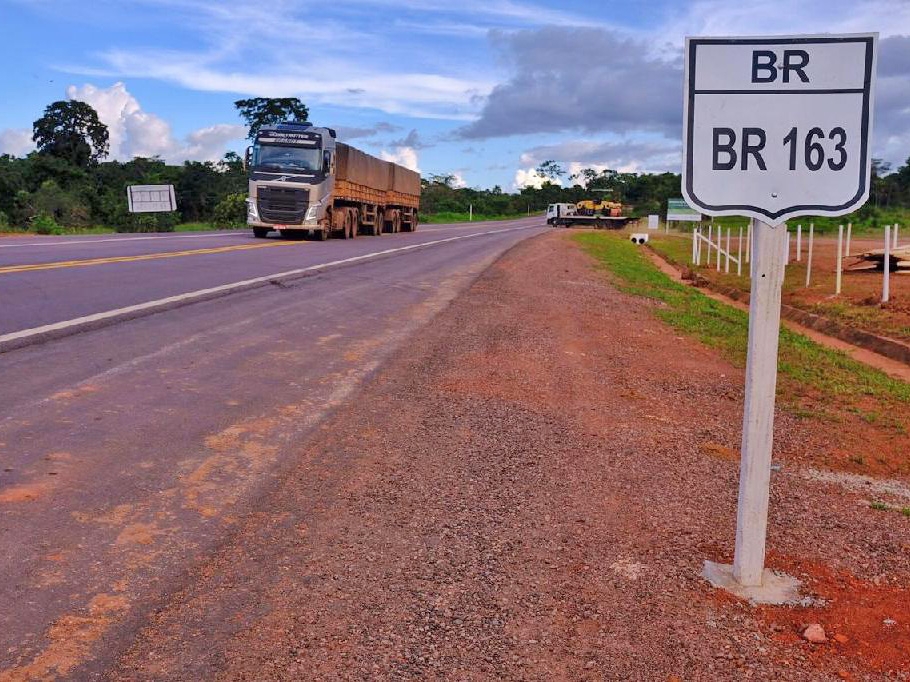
[836, 224, 844, 295]
[683, 33, 878, 598]
[785, 230, 791, 265]
[717, 228, 723, 271]
[796, 224, 802, 261]
[707, 224, 714, 262]
[806, 224, 815, 287]
[883, 225, 891, 303]
[726, 228, 732, 273]
[746, 220, 753, 264]
[734, 221, 788, 586]
[894, 223, 900, 249]
[737, 227, 743, 276]
[469, 204, 473, 222]
[846, 222, 852, 258]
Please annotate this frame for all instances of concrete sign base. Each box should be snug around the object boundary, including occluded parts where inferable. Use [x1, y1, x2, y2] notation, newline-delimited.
[702, 560, 801, 605]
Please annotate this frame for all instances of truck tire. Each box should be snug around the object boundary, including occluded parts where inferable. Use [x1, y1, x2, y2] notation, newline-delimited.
[253, 227, 269, 239]
[374, 211, 384, 236]
[344, 210, 356, 239]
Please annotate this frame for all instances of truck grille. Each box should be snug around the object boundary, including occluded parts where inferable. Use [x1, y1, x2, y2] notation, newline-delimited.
[257, 186, 309, 223]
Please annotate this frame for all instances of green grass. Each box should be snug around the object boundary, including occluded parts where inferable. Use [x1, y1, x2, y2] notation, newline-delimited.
[870, 500, 890, 511]
[648, 231, 910, 343]
[573, 232, 910, 416]
[423, 211, 530, 224]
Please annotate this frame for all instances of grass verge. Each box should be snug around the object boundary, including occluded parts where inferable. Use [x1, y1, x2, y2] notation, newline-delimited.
[648, 232, 910, 344]
[573, 232, 910, 430]
[423, 212, 530, 224]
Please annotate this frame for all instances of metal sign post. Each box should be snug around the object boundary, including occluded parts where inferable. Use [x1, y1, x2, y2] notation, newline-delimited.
[684, 33, 877, 598]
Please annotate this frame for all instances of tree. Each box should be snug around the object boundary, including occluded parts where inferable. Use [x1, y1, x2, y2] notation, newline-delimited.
[234, 98, 310, 140]
[32, 100, 109, 167]
[535, 160, 565, 181]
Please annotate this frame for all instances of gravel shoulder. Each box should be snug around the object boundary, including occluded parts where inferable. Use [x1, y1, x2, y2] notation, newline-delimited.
[107, 231, 910, 680]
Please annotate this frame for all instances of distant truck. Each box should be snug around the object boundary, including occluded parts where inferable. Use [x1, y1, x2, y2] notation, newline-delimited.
[245, 122, 420, 239]
[551, 199, 632, 229]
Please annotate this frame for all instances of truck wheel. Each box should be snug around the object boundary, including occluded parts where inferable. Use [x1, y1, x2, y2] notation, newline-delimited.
[374, 211, 384, 236]
[253, 227, 269, 239]
[393, 213, 402, 233]
[410, 213, 418, 232]
[344, 210, 356, 239]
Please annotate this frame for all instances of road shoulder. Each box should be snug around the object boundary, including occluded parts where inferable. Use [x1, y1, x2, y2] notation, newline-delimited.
[108, 230, 910, 680]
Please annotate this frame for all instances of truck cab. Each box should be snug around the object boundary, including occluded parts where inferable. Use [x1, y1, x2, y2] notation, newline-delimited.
[246, 122, 336, 239]
[546, 203, 576, 225]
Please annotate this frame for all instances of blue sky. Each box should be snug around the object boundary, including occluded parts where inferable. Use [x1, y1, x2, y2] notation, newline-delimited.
[2, 0, 909, 189]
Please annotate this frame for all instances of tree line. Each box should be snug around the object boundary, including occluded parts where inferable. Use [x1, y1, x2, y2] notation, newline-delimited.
[2, 97, 909, 233]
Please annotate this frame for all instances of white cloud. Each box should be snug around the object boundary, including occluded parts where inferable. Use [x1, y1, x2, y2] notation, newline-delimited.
[513, 167, 562, 190]
[66, 82, 245, 163]
[0, 129, 34, 157]
[380, 146, 420, 172]
[450, 172, 467, 189]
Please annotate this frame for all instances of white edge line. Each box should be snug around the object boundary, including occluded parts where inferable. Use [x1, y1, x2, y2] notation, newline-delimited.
[0, 225, 538, 348]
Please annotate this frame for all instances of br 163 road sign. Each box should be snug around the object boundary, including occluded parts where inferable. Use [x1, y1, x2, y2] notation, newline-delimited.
[682, 34, 877, 226]
[127, 184, 177, 213]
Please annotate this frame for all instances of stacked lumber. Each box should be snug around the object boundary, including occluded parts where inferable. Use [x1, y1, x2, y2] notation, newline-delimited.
[847, 245, 910, 271]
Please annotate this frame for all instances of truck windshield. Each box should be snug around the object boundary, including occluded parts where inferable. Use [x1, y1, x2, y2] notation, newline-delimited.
[253, 144, 322, 172]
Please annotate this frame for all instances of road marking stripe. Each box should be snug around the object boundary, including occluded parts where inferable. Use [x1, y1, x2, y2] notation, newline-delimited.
[0, 225, 538, 348]
[0, 232, 248, 249]
[0, 241, 299, 274]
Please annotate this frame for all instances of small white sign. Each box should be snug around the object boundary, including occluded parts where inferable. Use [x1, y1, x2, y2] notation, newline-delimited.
[682, 34, 877, 226]
[647, 214, 659, 230]
[127, 184, 177, 213]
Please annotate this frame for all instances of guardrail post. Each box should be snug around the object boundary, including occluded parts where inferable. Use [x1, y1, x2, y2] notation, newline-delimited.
[884, 225, 891, 303]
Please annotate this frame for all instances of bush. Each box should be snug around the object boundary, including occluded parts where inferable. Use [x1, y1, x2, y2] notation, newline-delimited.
[115, 211, 179, 233]
[30, 212, 65, 235]
[212, 193, 248, 228]
[0, 211, 9, 230]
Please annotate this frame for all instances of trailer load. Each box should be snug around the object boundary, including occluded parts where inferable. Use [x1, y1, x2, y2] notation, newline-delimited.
[246, 122, 420, 240]
[551, 198, 632, 228]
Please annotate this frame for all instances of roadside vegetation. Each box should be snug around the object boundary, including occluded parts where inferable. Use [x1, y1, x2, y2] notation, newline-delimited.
[573, 231, 910, 441]
[4, 95, 910, 235]
[648, 230, 910, 343]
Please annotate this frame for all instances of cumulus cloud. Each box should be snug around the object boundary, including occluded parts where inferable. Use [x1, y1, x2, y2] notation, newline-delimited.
[380, 146, 420, 172]
[513, 167, 562, 190]
[332, 122, 401, 140]
[450, 172, 467, 189]
[460, 28, 682, 140]
[520, 139, 682, 175]
[461, 27, 910, 170]
[66, 82, 246, 163]
[0, 129, 34, 157]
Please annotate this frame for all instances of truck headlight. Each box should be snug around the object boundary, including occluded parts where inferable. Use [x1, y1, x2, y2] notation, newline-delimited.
[305, 204, 319, 221]
[246, 197, 260, 221]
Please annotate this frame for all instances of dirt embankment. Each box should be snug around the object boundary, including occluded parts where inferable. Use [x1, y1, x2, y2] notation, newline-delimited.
[108, 231, 910, 680]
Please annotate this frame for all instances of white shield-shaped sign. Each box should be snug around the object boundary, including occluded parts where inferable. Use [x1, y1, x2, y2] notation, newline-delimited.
[682, 34, 877, 226]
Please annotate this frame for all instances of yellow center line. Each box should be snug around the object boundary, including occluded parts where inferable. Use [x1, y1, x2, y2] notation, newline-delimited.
[0, 241, 302, 275]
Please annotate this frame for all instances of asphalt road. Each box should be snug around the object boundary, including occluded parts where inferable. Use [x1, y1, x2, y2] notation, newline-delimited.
[0, 218, 545, 680]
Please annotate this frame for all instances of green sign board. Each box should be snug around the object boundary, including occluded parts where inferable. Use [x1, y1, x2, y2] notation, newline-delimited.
[666, 198, 701, 222]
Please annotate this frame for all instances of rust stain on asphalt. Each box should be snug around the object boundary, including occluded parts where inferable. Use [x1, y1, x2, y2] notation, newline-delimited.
[0, 481, 53, 503]
[0, 593, 129, 682]
[115, 522, 159, 546]
[49, 384, 100, 401]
